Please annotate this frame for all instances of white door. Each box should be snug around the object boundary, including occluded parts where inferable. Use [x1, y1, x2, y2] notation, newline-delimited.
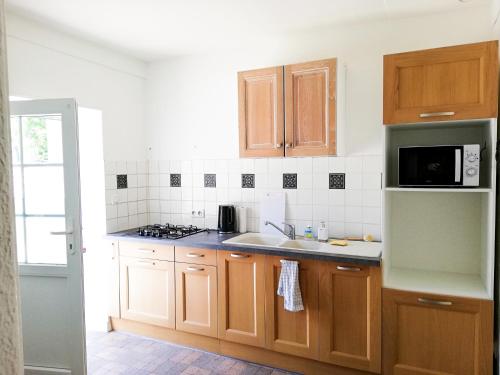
[10, 99, 86, 375]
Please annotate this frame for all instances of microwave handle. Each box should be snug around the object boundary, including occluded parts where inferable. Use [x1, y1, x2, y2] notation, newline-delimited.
[455, 149, 461, 183]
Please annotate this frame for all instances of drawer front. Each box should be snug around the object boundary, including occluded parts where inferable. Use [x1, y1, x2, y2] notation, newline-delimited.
[175, 246, 217, 266]
[119, 240, 174, 261]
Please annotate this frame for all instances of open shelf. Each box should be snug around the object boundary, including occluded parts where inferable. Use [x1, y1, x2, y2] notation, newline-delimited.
[385, 187, 492, 193]
[384, 267, 489, 300]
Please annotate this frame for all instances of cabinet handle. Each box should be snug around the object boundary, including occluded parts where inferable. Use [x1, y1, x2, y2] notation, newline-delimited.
[186, 253, 204, 258]
[417, 297, 453, 306]
[137, 248, 155, 253]
[336, 265, 361, 272]
[186, 266, 205, 272]
[285, 143, 292, 149]
[419, 111, 455, 118]
[276, 143, 283, 148]
[230, 253, 249, 258]
[136, 260, 156, 266]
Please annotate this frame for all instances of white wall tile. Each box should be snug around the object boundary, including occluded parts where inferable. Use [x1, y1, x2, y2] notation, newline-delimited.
[254, 159, 268, 174]
[117, 189, 128, 203]
[138, 187, 148, 200]
[148, 173, 159, 187]
[204, 159, 216, 173]
[149, 187, 159, 199]
[363, 224, 381, 241]
[283, 158, 297, 172]
[328, 190, 345, 205]
[255, 174, 268, 189]
[160, 200, 171, 213]
[313, 205, 329, 221]
[105, 174, 116, 189]
[158, 160, 169, 174]
[159, 174, 170, 187]
[268, 159, 283, 174]
[228, 174, 240, 188]
[362, 190, 381, 207]
[181, 160, 192, 174]
[182, 174, 193, 187]
[148, 160, 159, 174]
[228, 159, 240, 174]
[345, 190, 362, 206]
[297, 189, 313, 205]
[216, 160, 228, 174]
[117, 203, 128, 217]
[362, 155, 382, 173]
[138, 200, 148, 214]
[193, 187, 204, 201]
[181, 187, 193, 201]
[205, 201, 217, 216]
[170, 188, 182, 201]
[345, 206, 362, 223]
[204, 188, 216, 202]
[242, 189, 255, 203]
[345, 157, 363, 173]
[104, 161, 116, 175]
[192, 174, 204, 188]
[268, 173, 282, 189]
[297, 174, 312, 189]
[127, 188, 138, 202]
[329, 206, 345, 222]
[328, 157, 345, 172]
[126, 161, 137, 174]
[362, 173, 381, 190]
[328, 221, 345, 238]
[159, 187, 170, 200]
[345, 223, 363, 237]
[170, 160, 181, 173]
[297, 157, 312, 174]
[296, 205, 313, 221]
[138, 213, 148, 226]
[229, 188, 242, 202]
[115, 161, 127, 174]
[345, 173, 362, 189]
[106, 205, 117, 219]
[106, 218, 118, 233]
[240, 159, 255, 173]
[128, 174, 138, 188]
[313, 174, 327, 190]
[312, 190, 328, 205]
[149, 200, 160, 212]
[117, 216, 129, 231]
[137, 174, 148, 187]
[313, 157, 329, 174]
[128, 202, 138, 215]
[363, 207, 381, 225]
[192, 160, 204, 174]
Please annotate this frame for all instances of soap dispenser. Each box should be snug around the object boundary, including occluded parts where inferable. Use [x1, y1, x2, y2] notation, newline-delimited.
[317, 221, 328, 242]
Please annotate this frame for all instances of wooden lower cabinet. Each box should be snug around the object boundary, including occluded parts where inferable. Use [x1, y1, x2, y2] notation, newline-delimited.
[319, 262, 381, 373]
[383, 288, 493, 375]
[265, 256, 319, 359]
[217, 250, 266, 347]
[175, 262, 217, 338]
[119, 256, 175, 328]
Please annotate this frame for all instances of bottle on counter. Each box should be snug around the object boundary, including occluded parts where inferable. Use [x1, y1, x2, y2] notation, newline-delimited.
[304, 225, 313, 240]
[317, 221, 328, 242]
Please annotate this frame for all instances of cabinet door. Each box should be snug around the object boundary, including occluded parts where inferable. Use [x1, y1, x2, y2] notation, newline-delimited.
[108, 240, 120, 319]
[119, 256, 175, 328]
[238, 66, 284, 158]
[217, 250, 266, 347]
[384, 40, 498, 124]
[175, 262, 217, 338]
[265, 256, 319, 359]
[284, 58, 336, 157]
[319, 263, 381, 373]
[383, 288, 493, 375]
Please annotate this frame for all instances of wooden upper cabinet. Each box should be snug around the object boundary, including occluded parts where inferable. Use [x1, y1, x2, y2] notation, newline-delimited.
[285, 58, 337, 156]
[383, 288, 493, 375]
[384, 41, 499, 124]
[238, 67, 284, 157]
[265, 256, 319, 360]
[319, 262, 381, 373]
[217, 250, 266, 347]
[119, 257, 175, 328]
[175, 262, 217, 338]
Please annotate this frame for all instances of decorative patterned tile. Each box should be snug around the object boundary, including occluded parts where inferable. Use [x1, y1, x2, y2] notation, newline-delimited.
[116, 174, 128, 189]
[204, 174, 216, 188]
[170, 173, 182, 187]
[241, 174, 255, 188]
[329, 173, 345, 189]
[283, 173, 297, 189]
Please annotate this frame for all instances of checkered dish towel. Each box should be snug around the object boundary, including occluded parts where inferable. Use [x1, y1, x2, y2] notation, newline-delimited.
[277, 260, 304, 312]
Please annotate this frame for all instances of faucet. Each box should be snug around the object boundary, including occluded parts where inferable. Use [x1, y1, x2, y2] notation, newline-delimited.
[265, 221, 296, 240]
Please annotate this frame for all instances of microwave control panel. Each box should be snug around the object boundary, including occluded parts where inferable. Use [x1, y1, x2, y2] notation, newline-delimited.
[463, 144, 480, 186]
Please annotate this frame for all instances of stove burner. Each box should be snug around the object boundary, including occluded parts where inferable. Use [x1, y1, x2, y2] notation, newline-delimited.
[136, 223, 207, 239]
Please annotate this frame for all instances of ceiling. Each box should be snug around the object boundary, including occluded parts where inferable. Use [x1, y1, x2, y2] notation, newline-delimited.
[5, 0, 491, 61]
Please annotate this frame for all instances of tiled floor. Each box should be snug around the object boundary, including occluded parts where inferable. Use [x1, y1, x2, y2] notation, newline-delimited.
[86, 331, 298, 375]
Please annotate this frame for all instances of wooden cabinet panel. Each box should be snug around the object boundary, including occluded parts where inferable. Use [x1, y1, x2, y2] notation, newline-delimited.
[384, 41, 498, 124]
[265, 256, 319, 359]
[319, 263, 381, 373]
[284, 58, 336, 156]
[217, 250, 266, 347]
[383, 288, 493, 375]
[175, 262, 217, 338]
[238, 66, 284, 158]
[175, 246, 217, 266]
[120, 256, 175, 328]
[119, 240, 174, 261]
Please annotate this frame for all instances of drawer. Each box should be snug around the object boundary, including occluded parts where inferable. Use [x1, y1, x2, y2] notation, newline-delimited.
[119, 241, 174, 261]
[175, 246, 217, 266]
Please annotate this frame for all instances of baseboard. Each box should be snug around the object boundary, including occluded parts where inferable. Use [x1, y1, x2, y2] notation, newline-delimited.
[24, 366, 71, 375]
[111, 318, 372, 375]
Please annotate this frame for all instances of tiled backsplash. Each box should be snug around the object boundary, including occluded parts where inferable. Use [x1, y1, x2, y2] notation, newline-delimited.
[104, 156, 382, 240]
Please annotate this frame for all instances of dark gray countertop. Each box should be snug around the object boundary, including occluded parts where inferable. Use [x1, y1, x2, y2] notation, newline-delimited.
[105, 229, 381, 266]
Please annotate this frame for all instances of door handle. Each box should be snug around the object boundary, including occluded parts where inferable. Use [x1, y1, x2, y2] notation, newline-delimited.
[419, 111, 455, 118]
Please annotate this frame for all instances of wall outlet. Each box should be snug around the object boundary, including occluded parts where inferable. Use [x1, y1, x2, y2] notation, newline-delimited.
[191, 209, 205, 218]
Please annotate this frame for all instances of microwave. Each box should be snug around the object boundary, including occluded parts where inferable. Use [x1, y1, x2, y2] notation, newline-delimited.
[398, 144, 480, 187]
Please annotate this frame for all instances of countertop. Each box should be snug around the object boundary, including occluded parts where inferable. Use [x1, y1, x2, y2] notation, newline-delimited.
[106, 229, 382, 266]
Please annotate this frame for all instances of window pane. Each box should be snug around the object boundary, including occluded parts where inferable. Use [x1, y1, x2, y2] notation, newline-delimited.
[12, 166, 23, 215]
[15, 217, 26, 263]
[22, 115, 63, 164]
[10, 116, 21, 164]
[25, 217, 67, 265]
[24, 166, 65, 215]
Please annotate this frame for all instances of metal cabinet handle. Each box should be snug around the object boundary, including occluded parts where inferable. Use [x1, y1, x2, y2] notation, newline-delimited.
[230, 253, 249, 258]
[137, 248, 155, 253]
[417, 297, 452, 306]
[336, 266, 361, 272]
[419, 111, 455, 118]
[50, 230, 73, 235]
[136, 260, 156, 266]
[285, 143, 292, 149]
[276, 143, 283, 148]
[186, 253, 204, 258]
[186, 266, 205, 272]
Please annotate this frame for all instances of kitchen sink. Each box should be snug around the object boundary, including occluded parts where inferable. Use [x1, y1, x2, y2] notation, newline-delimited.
[279, 239, 325, 251]
[223, 233, 287, 247]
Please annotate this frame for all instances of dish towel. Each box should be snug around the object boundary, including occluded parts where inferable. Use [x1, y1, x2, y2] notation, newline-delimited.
[277, 260, 304, 312]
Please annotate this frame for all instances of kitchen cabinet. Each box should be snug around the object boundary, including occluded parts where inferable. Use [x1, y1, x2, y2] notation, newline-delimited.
[384, 40, 498, 124]
[108, 240, 120, 319]
[119, 240, 174, 261]
[217, 250, 266, 347]
[284, 58, 337, 156]
[175, 262, 217, 338]
[119, 256, 175, 328]
[383, 288, 493, 375]
[264, 256, 319, 360]
[175, 246, 217, 266]
[238, 58, 337, 158]
[318, 262, 381, 373]
[238, 66, 284, 158]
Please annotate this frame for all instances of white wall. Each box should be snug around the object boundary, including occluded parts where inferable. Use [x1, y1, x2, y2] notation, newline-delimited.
[145, 5, 498, 160]
[5, 13, 147, 161]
